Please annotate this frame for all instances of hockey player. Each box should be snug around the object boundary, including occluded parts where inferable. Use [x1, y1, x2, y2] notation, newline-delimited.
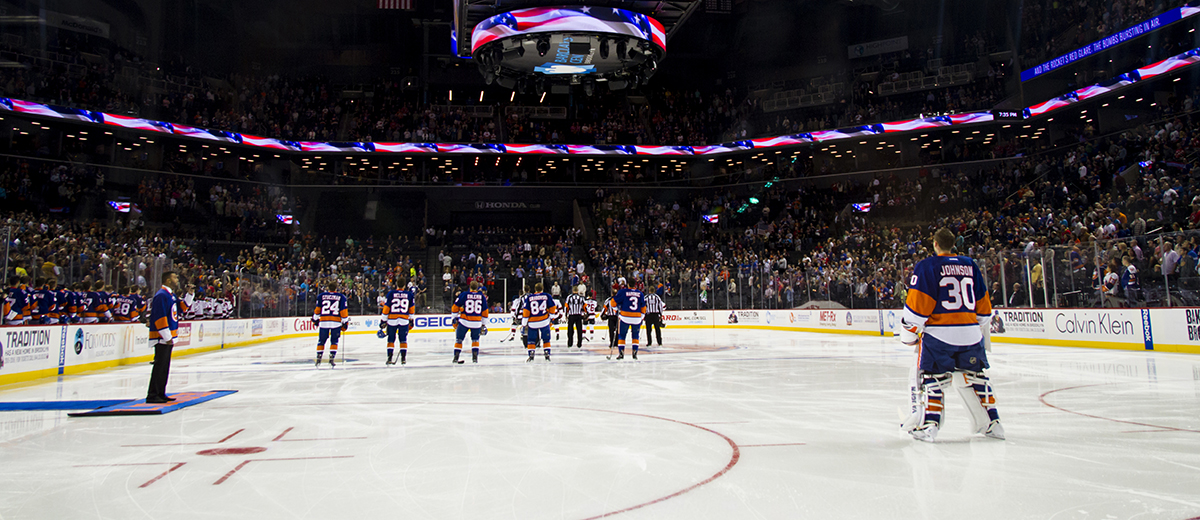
[522, 282, 557, 362]
[81, 281, 112, 324]
[608, 277, 646, 360]
[50, 280, 70, 324]
[504, 292, 525, 343]
[584, 290, 598, 341]
[551, 295, 564, 341]
[4, 277, 32, 326]
[111, 287, 137, 323]
[450, 280, 489, 364]
[899, 228, 1003, 442]
[312, 282, 350, 367]
[600, 293, 619, 349]
[29, 280, 56, 325]
[66, 282, 87, 324]
[380, 276, 416, 365]
[564, 286, 587, 348]
[130, 286, 147, 323]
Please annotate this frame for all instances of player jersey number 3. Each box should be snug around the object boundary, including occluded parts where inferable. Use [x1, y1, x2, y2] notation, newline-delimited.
[939, 276, 976, 311]
[627, 294, 639, 309]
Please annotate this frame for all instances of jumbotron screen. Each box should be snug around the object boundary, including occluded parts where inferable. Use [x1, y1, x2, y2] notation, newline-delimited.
[471, 6, 666, 56]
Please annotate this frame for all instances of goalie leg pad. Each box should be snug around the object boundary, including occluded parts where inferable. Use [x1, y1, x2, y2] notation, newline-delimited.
[903, 372, 952, 438]
[953, 370, 1002, 436]
[907, 372, 945, 437]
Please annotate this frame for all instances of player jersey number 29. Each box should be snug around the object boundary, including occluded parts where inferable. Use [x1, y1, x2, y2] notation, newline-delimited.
[939, 277, 976, 311]
[391, 296, 409, 313]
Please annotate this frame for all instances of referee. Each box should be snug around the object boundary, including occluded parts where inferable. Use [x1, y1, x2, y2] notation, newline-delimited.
[565, 287, 586, 348]
[644, 291, 666, 346]
[601, 295, 619, 348]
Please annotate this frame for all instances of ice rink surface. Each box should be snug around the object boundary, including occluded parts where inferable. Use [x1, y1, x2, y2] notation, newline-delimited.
[1, 327, 1199, 520]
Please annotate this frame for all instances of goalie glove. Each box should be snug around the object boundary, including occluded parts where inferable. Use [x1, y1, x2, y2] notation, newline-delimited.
[899, 319, 921, 346]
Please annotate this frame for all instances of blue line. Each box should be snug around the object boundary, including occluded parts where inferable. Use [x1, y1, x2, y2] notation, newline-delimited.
[0, 399, 131, 411]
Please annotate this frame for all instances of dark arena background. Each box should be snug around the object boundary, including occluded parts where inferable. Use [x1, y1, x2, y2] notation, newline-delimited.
[2, 0, 1200, 518]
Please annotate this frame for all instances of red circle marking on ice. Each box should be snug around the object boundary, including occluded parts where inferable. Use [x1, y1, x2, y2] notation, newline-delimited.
[196, 447, 268, 456]
[1040, 383, 1200, 434]
[401, 402, 741, 520]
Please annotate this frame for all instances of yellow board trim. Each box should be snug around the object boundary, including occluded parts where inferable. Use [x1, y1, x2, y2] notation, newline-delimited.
[5, 320, 1198, 389]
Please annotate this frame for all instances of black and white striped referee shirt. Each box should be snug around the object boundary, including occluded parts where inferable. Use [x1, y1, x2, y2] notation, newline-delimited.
[565, 293, 586, 316]
[645, 293, 666, 314]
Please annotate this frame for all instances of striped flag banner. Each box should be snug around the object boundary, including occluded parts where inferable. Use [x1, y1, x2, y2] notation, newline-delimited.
[378, 0, 413, 9]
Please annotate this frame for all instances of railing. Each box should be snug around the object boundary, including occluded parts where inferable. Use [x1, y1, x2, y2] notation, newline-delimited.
[979, 229, 1200, 309]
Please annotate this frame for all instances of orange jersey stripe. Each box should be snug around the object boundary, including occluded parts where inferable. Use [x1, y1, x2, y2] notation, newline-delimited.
[976, 293, 993, 315]
[926, 312, 982, 326]
[905, 289, 937, 316]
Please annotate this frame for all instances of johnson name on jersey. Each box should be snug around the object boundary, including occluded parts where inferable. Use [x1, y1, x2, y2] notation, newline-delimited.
[903, 255, 993, 346]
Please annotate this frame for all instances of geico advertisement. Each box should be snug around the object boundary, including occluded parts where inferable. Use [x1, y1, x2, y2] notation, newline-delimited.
[287, 314, 515, 333]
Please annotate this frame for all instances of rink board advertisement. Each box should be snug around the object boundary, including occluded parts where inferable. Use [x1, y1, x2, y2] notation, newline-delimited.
[4, 308, 1200, 387]
[0, 318, 286, 386]
[989, 308, 1151, 351]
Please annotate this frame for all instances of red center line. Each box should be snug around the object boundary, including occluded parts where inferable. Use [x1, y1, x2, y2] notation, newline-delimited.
[213, 456, 355, 485]
[276, 437, 368, 442]
[1040, 384, 1200, 434]
[216, 429, 246, 443]
[122, 428, 245, 448]
[739, 443, 806, 448]
[73, 462, 182, 467]
[272, 426, 367, 442]
[139, 463, 186, 488]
